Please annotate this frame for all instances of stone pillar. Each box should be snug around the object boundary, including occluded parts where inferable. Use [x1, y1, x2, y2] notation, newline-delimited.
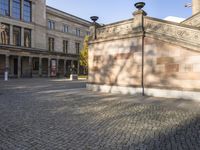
[39, 57, 42, 77]
[21, 28, 24, 46]
[29, 57, 32, 77]
[5, 55, 9, 70]
[18, 56, 21, 78]
[31, 1, 35, 22]
[21, 0, 24, 20]
[77, 61, 80, 75]
[56, 59, 59, 76]
[9, 25, 13, 45]
[9, 0, 12, 16]
[192, 0, 200, 15]
[48, 58, 51, 77]
[64, 59, 67, 76]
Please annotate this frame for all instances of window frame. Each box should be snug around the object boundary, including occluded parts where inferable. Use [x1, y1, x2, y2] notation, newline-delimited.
[76, 28, 81, 37]
[24, 28, 31, 48]
[23, 0, 32, 22]
[75, 42, 80, 54]
[48, 20, 55, 30]
[63, 40, 68, 53]
[0, 0, 10, 16]
[48, 37, 55, 51]
[12, 0, 21, 20]
[13, 26, 21, 46]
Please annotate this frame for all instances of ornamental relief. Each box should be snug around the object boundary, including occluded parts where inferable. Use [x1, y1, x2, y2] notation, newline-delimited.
[145, 19, 200, 44]
[96, 22, 133, 38]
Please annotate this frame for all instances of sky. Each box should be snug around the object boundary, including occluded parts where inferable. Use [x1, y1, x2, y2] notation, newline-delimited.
[46, 0, 192, 24]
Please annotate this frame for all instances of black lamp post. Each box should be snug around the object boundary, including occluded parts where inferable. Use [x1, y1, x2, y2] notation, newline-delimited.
[90, 16, 99, 39]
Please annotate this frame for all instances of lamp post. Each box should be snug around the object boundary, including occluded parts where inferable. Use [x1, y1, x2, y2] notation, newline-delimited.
[134, 2, 146, 96]
[90, 16, 99, 39]
[0, 24, 9, 81]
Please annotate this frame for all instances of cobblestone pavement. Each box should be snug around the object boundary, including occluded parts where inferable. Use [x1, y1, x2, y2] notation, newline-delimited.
[0, 79, 200, 150]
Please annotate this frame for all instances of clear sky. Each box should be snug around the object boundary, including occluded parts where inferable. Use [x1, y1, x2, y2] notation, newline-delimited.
[46, 0, 192, 24]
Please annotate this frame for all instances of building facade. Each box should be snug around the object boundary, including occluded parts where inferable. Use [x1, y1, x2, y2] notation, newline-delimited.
[0, 0, 90, 78]
[88, 0, 200, 101]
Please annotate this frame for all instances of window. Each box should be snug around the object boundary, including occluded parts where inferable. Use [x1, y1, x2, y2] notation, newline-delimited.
[0, 23, 9, 45]
[23, 0, 31, 22]
[63, 40, 68, 53]
[63, 24, 68, 33]
[75, 42, 80, 54]
[48, 20, 55, 30]
[48, 37, 54, 51]
[13, 26, 21, 46]
[33, 60, 39, 71]
[76, 28, 80, 37]
[24, 28, 31, 47]
[12, 0, 21, 20]
[0, 0, 10, 16]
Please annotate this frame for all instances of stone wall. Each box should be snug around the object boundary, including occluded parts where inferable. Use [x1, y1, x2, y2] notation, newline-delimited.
[88, 9, 200, 101]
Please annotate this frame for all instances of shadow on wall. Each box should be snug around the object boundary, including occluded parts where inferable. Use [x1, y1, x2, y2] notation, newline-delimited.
[89, 23, 200, 95]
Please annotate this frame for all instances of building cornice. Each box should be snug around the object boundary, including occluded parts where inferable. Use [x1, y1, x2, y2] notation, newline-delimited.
[0, 45, 79, 59]
[46, 6, 91, 27]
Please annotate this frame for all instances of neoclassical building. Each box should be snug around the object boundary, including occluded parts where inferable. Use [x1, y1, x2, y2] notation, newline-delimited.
[88, 0, 200, 101]
[0, 0, 90, 78]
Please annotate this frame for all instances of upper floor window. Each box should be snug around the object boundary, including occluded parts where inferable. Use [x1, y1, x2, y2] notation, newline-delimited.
[48, 20, 55, 30]
[12, 0, 21, 20]
[0, 23, 9, 45]
[48, 37, 54, 51]
[13, 26, 21, 46]
[76, 28, 80, 37]
[24, 28, 31, 48]
[23, 0, 31, 22]
[63, 24, 68, 33]
[63, 40, 68, 53]
[0, 0, 10, 16]
[75, 42, 80, 54]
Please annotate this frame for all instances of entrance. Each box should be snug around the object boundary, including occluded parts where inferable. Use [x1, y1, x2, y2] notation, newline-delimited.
[14, 58, 18, 75]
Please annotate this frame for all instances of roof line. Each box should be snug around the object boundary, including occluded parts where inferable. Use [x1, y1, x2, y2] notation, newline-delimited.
[46, 5, 91, 24]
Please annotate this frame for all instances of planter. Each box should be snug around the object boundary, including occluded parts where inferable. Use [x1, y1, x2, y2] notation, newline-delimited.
[134, 2, 145, 10]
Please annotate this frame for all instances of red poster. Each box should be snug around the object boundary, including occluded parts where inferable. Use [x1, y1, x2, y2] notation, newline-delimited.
[51, 59, 57, 77]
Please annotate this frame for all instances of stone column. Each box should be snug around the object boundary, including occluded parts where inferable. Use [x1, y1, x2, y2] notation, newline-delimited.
[56, 59, 59, 76]
[9, 0, 12, 17]
[48, 58, 51, 77]
[192, 0, 200, 15]
[9, 25, 13, 45]
[31, 1, 35, 22]
[18, 56, 21, 78]
[29, 57, 32, 77]
[21, 28, 24, 46]
[77, 61, 80, 75]
[64, 59, 67, 76]
[39, 57, 42, 77]
[5, 55, 10, 80]
[5, 55, 9, 70]
[21, 0, 24, 20]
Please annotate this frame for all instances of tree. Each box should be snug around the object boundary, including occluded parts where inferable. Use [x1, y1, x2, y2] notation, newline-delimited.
[79, 35, 89, 75]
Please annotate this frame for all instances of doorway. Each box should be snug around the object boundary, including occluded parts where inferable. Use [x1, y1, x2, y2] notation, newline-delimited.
[14, 58, 18, 75]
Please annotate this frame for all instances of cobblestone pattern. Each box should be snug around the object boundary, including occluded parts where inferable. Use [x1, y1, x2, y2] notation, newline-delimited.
[0, 79, 200, 150]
